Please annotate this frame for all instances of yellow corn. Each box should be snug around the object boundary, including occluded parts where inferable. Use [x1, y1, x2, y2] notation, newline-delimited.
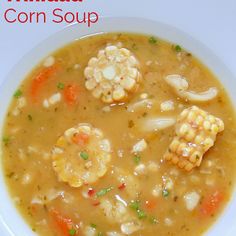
[52, 123, 111, 187]
[164, 106, 224, 171]
[84, 45, 142, 103]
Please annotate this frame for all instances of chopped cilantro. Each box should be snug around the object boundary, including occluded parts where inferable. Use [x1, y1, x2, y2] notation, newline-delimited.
[130, 200, 147, 220]
[137, 209, 147, 219]
[134, 155, 141, 165]
[129, 200, 140, 210]
[128, 120, 134, 128]
[90, 223, 97, 228]
[149, 216, 158, 224]
[80, 151, 89, 160]
[6, 172, 14, 178]
[66, 67, 73, 72]
[132, 43, 138, 50]
[69, 228, 76, 236]
[2, 136, 10, 145]
[162, 189, 169, 197]
[149, 36, 157, 44]
[57, 82, 65, 90]
[96, 187, 113, 197]
[14, 89, 22, 98]
[28, 114, 33, 121]
[175, 45, 182, 52]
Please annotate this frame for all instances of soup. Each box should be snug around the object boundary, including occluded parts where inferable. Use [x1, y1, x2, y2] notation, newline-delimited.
[2, 33, 236, 236]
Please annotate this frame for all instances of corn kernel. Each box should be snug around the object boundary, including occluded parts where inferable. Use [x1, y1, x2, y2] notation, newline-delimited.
[85, 79, 97, 90]
[211, 124, 219, 133]
[169, 138, 179, 152]
[187, 111, 196, 122]
[203, 121, 211, 130]
[179, 124, 189, 136]
[208, 115, 216, 123]
[185, 130, 196, 141]
[195, 115, 204, 125]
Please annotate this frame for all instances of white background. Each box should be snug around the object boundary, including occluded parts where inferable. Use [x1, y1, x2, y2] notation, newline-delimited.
[0, 0, 236, 85]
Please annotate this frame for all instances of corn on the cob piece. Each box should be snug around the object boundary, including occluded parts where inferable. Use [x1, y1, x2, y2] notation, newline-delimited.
[52, 123, 111, 187]
[164, 106, 224, 171]
[84, 45, 142, 103]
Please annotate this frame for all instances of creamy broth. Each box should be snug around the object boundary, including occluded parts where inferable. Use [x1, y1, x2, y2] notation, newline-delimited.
[2, 33, 236, 236]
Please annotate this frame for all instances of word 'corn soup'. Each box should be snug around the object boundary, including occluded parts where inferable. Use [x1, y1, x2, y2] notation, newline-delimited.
[2, 33, 236, 236]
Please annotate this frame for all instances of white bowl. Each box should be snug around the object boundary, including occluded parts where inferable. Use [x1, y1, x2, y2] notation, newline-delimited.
[0, 17, 235, 236]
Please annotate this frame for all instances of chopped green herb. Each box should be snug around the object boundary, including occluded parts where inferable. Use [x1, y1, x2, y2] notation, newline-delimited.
[149, 216, 158, 224]
[162, 189, 170, 197]
[80, 151, 89, 160]
[66, 67, 73, 72]
[137, 209, 147, 219]
[97, 232, 104, 236]
[2, 136, 10, 145]
[57, 82, 65, 90]
[175, 45, 182, 52]
[69, 228, 76, 236]
[28, 114, 33, 121]
[129, 200, 140, 210]
[14, 89, 22, 98]
[6, 172, 15, 178]
[128, 120, 134, 128]
[142, 112, 148, 117]
[90, 223, 97, 228]
[134, 155, 141, 164]
[132, 43, 138, 50]
[130, 200, 147, 220]
[149, 36, 157, 44]
[96, 187, 113, 197]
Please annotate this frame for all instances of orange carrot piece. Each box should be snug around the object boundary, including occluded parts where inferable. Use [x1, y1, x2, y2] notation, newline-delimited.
[64, 84, 79, 105]
[88, 188, 96, 197]
[118, 183, 126, 190]
[72, 133, 89, 146]
[200, 190, 224, 216]
[49, 209, 74, 236]
[30, 204, 37, 214]
[145, 199, 158, 210]
[92, 199, 100, 206]
[30, 65, 59, 100]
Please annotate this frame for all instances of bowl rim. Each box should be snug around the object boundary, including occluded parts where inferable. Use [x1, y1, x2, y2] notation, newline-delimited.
[0, 16, 236, 236]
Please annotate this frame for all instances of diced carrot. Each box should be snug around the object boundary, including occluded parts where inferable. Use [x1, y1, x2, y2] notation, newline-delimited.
[30, 64, 59, 101]
[88, 188, 96, 197]
[30, 204, 37, 214]
[145, 199, 158, 210]
[64, 84, 79, 105]
[92, 200, 100, 206]
[49, 209, 74, 236]
[72, 133, 89, 146]
[200, 190, 224, 217]
[118, 183, 126, 190]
